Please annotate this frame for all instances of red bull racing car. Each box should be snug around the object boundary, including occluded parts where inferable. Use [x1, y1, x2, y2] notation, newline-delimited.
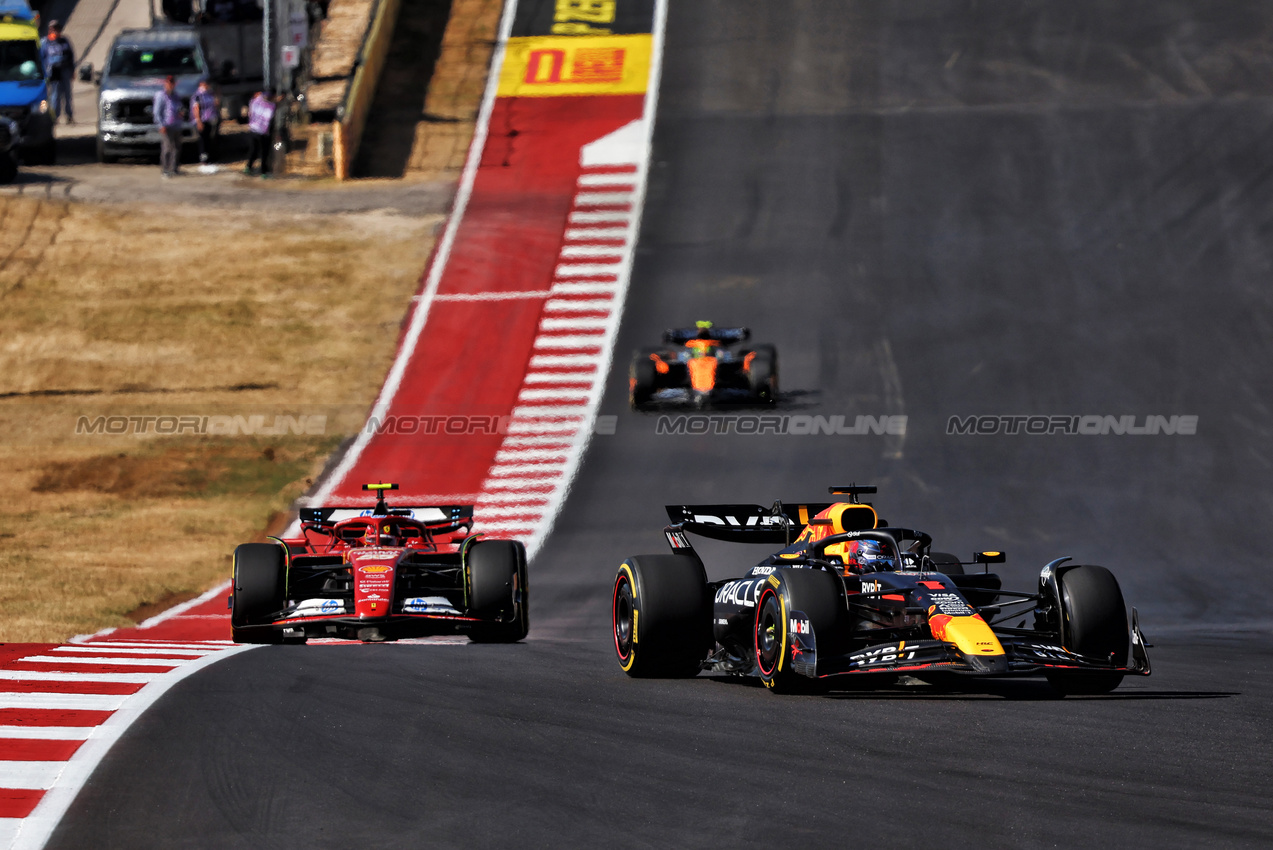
[611, 485, 1150, 695]
[629, 321, 778, 408]
[230, 483, 528, 644]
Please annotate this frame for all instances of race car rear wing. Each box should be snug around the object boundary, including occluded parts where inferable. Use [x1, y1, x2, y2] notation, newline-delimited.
[299, 505, 474, 535]
[663, 326, 751, 345]
[665, 502, 879, 545]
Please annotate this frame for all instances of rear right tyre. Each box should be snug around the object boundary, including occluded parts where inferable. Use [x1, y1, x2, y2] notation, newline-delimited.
[929, 551, 964, 575]
[746, 344, 778, 404]
[612, 555, 711, 677]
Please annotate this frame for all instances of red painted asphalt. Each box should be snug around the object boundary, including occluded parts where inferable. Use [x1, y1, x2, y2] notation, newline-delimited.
[323, 95, 644, 504]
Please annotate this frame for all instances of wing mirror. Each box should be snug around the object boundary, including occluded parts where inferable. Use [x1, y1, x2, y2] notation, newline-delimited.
[974, 551, 1006, 564]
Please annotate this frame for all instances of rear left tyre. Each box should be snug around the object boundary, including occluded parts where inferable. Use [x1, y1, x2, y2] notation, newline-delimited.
[467, 539, 529, 643]
[613, 554, 711, 677]
[231, 542, 286, 644]
[1046, 565, 1128, 695]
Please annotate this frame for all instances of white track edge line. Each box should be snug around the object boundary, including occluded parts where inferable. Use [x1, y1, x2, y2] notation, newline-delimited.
[9, 644, 258, 850]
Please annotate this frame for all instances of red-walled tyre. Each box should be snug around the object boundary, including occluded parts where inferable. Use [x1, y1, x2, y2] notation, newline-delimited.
[755, 568, 847, 693]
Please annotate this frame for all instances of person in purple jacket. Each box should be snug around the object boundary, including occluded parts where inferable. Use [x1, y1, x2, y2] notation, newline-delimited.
[190, 79, 219, 164]
[152, 75, 184, 177]
[244, 90, 278, 177]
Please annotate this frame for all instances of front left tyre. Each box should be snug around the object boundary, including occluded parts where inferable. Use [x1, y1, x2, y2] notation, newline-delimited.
[613, 555, 711, 677]
[231, 542, 286, 644]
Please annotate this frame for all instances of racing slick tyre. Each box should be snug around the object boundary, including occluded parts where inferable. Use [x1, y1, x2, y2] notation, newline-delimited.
[755, 568, 849, 694]
[467, 540, 529, 643]
[1046, 565, 1128, 696]
[929, 552, 964, 575]
[629, 348, 659, 409]
[612, 555, 711, 677]
[0, 155, 15, 184]
[231, 543, 286, 644]
[746, 344, 778, 404]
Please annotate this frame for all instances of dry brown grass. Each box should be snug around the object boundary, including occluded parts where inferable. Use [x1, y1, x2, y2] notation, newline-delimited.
[0, 195, 442, 642]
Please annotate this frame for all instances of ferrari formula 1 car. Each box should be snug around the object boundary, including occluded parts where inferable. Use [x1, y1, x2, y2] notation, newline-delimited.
[629, 321, 777, 409]
[611, 485, 1150, 695]
[230, 483, 528, 644]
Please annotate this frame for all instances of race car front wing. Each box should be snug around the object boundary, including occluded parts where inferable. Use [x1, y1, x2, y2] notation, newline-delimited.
[727, 607, 1151, 680]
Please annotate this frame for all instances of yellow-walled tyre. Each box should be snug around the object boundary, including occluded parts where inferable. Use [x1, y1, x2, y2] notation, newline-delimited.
[612, 555, 711, 677]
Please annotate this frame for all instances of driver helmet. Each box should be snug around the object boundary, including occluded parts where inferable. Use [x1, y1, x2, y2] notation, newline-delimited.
[695, 319, 714, 339]
[847, 539, 895, 573]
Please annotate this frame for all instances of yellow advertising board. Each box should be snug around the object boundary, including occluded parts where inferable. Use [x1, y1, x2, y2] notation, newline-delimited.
[498, 34, 652, 97]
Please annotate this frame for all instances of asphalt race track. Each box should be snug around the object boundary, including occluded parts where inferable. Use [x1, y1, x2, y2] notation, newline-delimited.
[48, 2, 1273, 846]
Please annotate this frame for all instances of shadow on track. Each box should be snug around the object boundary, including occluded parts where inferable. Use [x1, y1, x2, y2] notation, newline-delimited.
[702, 674, 1238, 702]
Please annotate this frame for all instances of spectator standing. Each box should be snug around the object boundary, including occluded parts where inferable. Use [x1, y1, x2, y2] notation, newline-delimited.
[191, 79, 219, 163]
[245, 90, 277, 177]
[152, 75, 183, 177]
[39, 21, 75, 124]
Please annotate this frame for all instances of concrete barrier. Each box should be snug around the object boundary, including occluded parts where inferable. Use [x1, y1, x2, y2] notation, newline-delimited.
[331, 0, 401, 179]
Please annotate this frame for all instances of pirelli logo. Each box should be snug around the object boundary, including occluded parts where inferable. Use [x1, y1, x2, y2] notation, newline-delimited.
[499, 35, 652, 97]
[526, 47, 625, 84]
